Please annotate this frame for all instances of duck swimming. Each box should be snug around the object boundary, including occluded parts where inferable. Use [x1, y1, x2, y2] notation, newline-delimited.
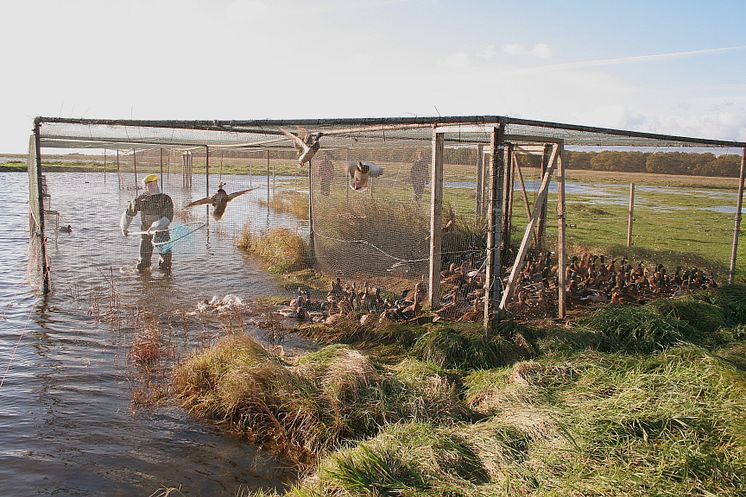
[185, 182, 256, 220]
[59, 224, 72, 233]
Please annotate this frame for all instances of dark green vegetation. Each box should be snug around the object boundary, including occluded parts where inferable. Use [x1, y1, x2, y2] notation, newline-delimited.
[173, 285, 746, 496]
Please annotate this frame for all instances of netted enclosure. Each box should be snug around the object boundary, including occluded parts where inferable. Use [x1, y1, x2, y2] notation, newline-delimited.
[27, 116, 746, 327]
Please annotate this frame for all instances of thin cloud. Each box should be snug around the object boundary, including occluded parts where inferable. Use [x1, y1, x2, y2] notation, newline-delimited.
[502, 43, 552, 59]
[509, 45, 746, 75]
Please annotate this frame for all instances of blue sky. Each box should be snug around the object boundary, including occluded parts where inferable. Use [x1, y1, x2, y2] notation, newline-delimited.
[2, 0, 745, 152]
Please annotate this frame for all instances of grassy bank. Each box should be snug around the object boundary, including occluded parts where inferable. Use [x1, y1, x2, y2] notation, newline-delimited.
[172, 284, 746, 496]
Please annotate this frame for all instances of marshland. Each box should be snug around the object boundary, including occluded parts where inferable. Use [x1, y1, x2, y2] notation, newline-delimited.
[5, 137, 746, 497]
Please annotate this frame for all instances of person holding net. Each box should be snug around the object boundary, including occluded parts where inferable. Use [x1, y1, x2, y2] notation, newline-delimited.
[120, 174, 174, 274]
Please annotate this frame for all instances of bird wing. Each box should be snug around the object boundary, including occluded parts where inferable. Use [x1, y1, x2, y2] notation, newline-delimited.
[340, 162, 355, 176]
[185, 196, 213, 207]
[226, 187, 258, 201]
[280, 128, 309, 152]
[367, 164, 385, 177]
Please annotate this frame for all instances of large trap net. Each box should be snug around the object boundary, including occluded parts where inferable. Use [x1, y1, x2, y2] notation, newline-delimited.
[27, 116, 746, 325]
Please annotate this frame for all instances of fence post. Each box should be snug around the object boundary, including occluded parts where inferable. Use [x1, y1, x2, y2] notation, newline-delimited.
[729, 147, 746, 284]
[205, 146, 210, 226]
[33, 122, 50, 294]
[501, 143, 513, 260]
[475, 144, 483, 222]
[627, 183, 635, 247]
[308, 159, 315, 262]
[483, 124, 505, 330]
[428, 129, 445, 308]
[557, 142, 567, 319]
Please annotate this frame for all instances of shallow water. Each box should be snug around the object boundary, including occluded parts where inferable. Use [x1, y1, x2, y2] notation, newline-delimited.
[0, 172, 309, 497]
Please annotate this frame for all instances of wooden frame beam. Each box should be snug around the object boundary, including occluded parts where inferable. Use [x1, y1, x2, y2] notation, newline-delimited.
[428, 130, 445, 308]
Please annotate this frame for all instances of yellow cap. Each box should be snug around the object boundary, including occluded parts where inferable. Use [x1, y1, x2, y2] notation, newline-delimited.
[142, 174, 159, 184]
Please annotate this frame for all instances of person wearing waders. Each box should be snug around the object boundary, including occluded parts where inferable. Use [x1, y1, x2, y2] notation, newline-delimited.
[120, 174, 174, 273]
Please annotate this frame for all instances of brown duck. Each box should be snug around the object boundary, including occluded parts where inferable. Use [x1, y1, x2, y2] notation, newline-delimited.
[186, 182, 257, 220]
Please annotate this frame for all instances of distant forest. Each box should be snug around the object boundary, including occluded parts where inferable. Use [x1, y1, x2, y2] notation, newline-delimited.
[302, 148, 744, 178]
[448, 149, 743, 178]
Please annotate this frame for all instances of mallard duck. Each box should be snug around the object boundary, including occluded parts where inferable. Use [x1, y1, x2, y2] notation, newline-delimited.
[280, 128, 323, 167]
[59, 224, 72, 233]
[341, 161, 384, 191]
[185, 182, 256, 220]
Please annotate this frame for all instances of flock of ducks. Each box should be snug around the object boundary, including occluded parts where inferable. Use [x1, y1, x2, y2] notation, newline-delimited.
[274, 252, 719, 323]
[276, 278, 426, 326]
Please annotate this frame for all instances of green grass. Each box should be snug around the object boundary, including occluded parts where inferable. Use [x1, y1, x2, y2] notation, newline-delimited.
[173, 288, 746, 494]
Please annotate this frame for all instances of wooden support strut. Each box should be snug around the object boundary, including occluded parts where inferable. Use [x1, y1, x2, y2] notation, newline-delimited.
[33, 125, 50, 294]
[557, 143, 567, 319]
[501, 144, 514, 259]
[428, 129, 445, 308]
[483, 125, 505, 330]
[728, 147, 746, 284]
[205, 146, 210, 226]
[513, 153, 537, 246]
[627, 183, 635, 248]
[499, 144, 558, 311]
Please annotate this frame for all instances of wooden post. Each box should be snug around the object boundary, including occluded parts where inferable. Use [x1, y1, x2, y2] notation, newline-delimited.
[514, 154, 536, 245]
[499, 144, 558, 311]
[536, 144, 551, 250]
[557, 143, 567, 319]
[159, 148, 164, 191]
[205, 146, 210, 225]
[116, 149, 121, 190]
[428, 129, 445, 308]
[728, 147, 746, 284]
[266, 150, 271, 203]
[132, 148, 139, 189]
[507, 153, 516, 240]
[483, 125, 505, 330]
[33, 123, 50, 294]
[308, 159, 315, 261]
[501, 144, 513, 259]
[475, 144, 484, 222]
[627, 183, 635, 247]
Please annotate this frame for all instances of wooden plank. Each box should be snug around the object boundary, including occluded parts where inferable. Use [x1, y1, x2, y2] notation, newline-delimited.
[557, 143, 567, 318]
[536, 144, 551, 250]
[627, 183, 635, 247]
[483, 125, 505, 329]
[729, 147, 746, 283]
[501, 144, 513, 259]
[428, 130, 445, 308]
[33, 126, 50, 294]
[513, 154, 537, 246]
[499, 144, 558, 311]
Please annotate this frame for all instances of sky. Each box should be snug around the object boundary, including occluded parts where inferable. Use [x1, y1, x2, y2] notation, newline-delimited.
[2, 0, 746, 152]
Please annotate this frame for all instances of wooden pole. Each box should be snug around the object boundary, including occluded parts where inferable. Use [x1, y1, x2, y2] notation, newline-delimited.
[266, 150, 271, 202]
[483, 125, 505, 330]
[499, 144, 558, 311]
[428, 130, 445, 308]
[537, 144, 551, 250]
[475, 144, 483, 222]
[557, 143, 567, 319]
[308, 159, 315, 261]
[33, 123, 50, 294]
[132, 148, 139, 189]
[507, 151, 516, 243]
[626, 183, 635, 248]
[159, 148, 164, 191]
[501, 143, 513, 259]
[116, 149, 121, 190]
[205, 146, 210, 225]
[514, 154, 536, 245]
[728, 147, 746, 284]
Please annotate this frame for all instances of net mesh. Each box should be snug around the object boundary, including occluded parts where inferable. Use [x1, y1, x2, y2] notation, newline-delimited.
[27, 116, 746, 322]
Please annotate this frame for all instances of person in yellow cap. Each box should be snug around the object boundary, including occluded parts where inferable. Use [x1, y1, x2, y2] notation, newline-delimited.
[120, 174, 174, 273]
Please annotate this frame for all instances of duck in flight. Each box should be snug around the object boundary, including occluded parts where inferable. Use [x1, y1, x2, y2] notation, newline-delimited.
[280, 127, 323, 167]
[185, 182, 257, 220]
[341, 161, 385, 191]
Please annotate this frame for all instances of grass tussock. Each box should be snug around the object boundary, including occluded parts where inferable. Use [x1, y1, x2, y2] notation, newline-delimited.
[412, 323, 530, 370]
[180, 286, 746, 497]
[259, 191, 309, 220]
[173, 337, 468, 465]
[237, 225, 309, 273]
